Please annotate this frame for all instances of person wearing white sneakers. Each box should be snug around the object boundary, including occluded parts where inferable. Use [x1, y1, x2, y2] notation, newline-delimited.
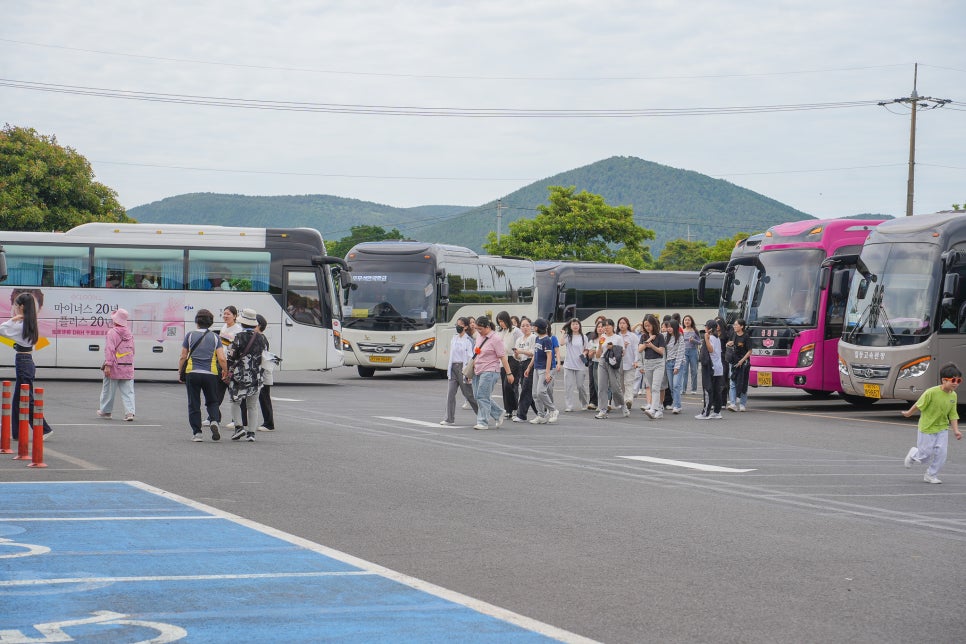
[639, 315, 666, 420]
[726, 319, 751, 413]
[901, 362, 962, 484]
[695, 319, 724, 419]
[526, 318, 559, 424]
[471, 316, 514, 430]
[594, 319, 629, 419]
[441, 317, 478, 426]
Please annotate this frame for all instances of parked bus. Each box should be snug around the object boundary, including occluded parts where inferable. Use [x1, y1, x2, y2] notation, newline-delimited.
[341, 241, 537, 377]
[0, 223, 348, 372]
[698, 233, 765, 324]
[535, 261, 723, 331]
[838, 211, 966, 403]
[742, 218, 884, 401]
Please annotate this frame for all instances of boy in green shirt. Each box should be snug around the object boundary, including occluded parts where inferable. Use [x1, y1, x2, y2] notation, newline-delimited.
[901, 362, 962, 484]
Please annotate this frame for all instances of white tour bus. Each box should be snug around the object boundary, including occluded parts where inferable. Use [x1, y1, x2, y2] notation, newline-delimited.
[839, 211, 966, 403]
[0, 223, 349, 372]
[341, 241, 537, 377]
[535, 261, 723, 331]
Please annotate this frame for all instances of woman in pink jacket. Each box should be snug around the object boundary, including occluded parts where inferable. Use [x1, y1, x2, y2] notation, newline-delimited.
[97, 308, 136, 421]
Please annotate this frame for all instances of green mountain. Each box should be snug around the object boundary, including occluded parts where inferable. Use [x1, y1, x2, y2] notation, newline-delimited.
[129, 156, 884, 255]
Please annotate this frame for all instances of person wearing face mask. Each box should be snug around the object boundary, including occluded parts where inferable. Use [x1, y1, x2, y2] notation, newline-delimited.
[441, 317, 478, 425]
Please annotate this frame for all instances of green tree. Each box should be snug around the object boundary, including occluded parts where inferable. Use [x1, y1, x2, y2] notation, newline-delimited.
[656, 239, 710, 270]
[705, 232, 755, 263]
[483, 186, 655, 267]
[0, 124, 131, 231]
[326, 224, 404, 258]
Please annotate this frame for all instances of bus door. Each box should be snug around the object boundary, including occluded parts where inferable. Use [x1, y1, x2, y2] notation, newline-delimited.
[821, 257, 856, 391]
[281, 268, 327, 367]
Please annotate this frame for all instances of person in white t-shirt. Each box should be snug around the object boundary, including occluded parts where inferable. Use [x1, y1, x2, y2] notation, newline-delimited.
[594, 319, 629, 419]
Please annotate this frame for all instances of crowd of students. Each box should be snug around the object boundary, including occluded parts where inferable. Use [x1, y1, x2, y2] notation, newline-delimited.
[441, 311, 755, 427]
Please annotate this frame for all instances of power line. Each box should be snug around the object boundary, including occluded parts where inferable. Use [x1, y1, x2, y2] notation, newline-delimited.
[0, 78, 881, 117]
[0, 38, 913, 82]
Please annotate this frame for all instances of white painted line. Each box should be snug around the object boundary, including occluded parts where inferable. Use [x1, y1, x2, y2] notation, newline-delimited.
[618, 456, 756, 473]
[0, 571, 373, 587]
[4, 516, 219, 522]
[127, 481, 598, 644]
[377, 416, 464, 429]
[270, 397, 302, 402]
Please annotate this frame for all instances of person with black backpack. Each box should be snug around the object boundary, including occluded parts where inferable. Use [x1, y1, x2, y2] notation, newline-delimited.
[594, 319, 629, 419]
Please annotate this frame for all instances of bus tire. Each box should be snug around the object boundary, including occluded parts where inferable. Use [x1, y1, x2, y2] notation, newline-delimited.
[357, 366, 376, 378]
[803, 389, 834, 399]
[841, 393, 878, 407]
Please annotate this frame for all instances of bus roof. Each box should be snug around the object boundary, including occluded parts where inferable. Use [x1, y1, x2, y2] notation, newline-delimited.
[865, 210, 966, 241]
[761, 218, 884, 252]
[346, 240, 534, 266]
[0, 222, 326, 249]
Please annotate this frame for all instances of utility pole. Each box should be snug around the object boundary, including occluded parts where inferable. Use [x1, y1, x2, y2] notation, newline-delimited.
[496, 199, 503, 242]
[878, 63, 951, 216]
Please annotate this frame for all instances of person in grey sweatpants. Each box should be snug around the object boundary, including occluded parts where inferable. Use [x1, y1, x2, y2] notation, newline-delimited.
[526, 318, 559, 424]
[594, 319, 629, 419]
[441, 317, 478, 425]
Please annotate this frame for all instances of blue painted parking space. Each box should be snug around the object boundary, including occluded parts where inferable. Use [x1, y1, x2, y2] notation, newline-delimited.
[0, 482, 585, 643]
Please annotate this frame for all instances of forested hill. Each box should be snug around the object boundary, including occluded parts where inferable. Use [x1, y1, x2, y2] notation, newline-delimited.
[129, 156, 866, 254]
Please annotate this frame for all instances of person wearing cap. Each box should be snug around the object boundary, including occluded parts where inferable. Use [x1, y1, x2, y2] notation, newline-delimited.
[98, 308, 136, 421]
[225, 308, 268, 441]
[524, 318, 559, 424]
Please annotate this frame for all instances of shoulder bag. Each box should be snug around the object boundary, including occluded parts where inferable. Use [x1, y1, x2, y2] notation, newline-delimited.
[462, 336, 490, 379]
[179, 330, 210, 382]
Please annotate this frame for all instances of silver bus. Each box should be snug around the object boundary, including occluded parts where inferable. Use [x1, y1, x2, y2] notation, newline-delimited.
[838, 211, 966, 402]
[341, 242, 537, 377]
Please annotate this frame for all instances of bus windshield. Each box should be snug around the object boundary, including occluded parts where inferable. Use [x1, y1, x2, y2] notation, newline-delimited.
[751, 248, 823, 327]
[344, 258, 436, 331]
[723, 263, 759, 323]
[845, 242, 939, 346]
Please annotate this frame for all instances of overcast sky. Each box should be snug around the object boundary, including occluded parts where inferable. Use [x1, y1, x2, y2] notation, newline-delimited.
[3, 1, 964, 227]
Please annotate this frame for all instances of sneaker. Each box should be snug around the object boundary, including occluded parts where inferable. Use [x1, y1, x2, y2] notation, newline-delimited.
[564, 408, 573, 412]
[690, 390, 698, 395]
[726, 403, 738, 412]
[246, 432, 255, 442]
[695, 413, 710, 420]
[462, 401, 471, 410]
[202, 419, 211, 427]
[231, 426, 246, 441]
[257, 425, 275, 432]
[439, 420, 455, 426]
[192, 433, 203, 442]
[210, 421, 220, 441]
[664, 405, 673, 411]
[473, 423, 488, 430]
[710, 412, 723, 419]
[904, 446, 919, 468]
[594, 411, 608, 420]
[225, 422, 236, 431]
[96, 410, 111, 418]
[652, 411, 664, 419]
[672, 407, 681, 415]
[587, 404, 597, 410]
[124, 413, 135, 422]
[738, 404, 747, 412]
[42, 431, 52, 441]
[548, 410, 559, 424]
[495, 415, 505, 428]
[923, 474, 942, 484]
[529, 415, 548, 424]
[512, 416, 525, 423]
[621, 407, 631, 418]
[626, 401, 633, 410]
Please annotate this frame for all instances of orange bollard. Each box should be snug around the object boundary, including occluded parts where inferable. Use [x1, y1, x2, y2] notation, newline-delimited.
[14, 384, 30, 460]
[28, 387, 47, 468]
[0, 381, 11, 454]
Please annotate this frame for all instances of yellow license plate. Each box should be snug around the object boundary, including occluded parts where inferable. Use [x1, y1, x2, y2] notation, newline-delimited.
[757, 372, 772, 387]
[368, 355, 392, 363]
[863, 383, 881, 398]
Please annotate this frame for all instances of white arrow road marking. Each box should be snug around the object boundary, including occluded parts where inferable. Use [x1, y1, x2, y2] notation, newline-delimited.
[377, 416, 462, 428]
[618, 456, 756, 473]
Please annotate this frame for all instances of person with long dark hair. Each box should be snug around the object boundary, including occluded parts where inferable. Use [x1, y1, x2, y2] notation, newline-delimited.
[664, 318, 685, 414]
[561, 317, 589, 412]
[681, 315, 700, 394]
[696, 319, 724, 419]
[495, 310, 522, 419]
[726, 319, 751, 412]
[1, 292, 53, 438]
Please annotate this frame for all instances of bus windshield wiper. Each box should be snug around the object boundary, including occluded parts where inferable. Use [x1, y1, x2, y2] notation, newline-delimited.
[755, 316, 800, 337]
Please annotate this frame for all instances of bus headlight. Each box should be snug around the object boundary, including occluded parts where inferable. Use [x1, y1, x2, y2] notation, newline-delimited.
[797, 343, 815, 368]
[409, 338, 436, 354]
[838, 357, 849, 376]
[897, 357, 930, 380]
[342, 338, 351, 351]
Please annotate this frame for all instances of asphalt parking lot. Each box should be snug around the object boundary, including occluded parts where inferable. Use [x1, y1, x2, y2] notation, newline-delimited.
[1, 368, 964, 643]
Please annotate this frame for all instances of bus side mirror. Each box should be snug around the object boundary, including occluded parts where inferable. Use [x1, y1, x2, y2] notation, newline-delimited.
[943, 273, 959, 299]
[439, 282, 449, 304]
[0, 246, 6, 283]
[856, 278, 869, 300]
[830, 270, 848, 297]
[818, 266, 831, 290]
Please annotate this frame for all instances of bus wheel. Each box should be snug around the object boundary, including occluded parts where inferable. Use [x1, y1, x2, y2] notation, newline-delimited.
[357, 366, 376, 378]
[803, 389, 834, 399]
[841, 393, 878, 407]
